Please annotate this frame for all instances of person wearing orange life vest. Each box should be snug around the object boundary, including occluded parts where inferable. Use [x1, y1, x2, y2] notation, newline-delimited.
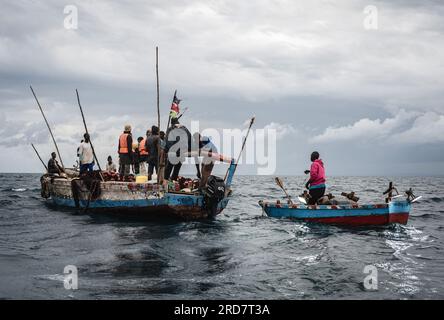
[118, 124, 133, 177]
[138, 130, 150, 176]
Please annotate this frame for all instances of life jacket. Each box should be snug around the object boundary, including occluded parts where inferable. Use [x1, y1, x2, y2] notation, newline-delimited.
[119, 133, 130, 154]
[139, 138, 148, 156]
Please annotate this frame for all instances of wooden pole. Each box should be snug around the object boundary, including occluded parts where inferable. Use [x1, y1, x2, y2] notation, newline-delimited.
[30, 86, 65, 170]
[31, 143, 48, 171]
[75, 90, 104, 181]
[156, 47, 162, 185]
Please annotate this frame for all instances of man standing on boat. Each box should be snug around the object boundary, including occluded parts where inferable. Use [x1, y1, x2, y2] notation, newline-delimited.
[78, 133, 95, 174]
[47, 152, 64, 175]
[138, 131, 150, 176]
[164, 118, 192, 181]
[118, 124, 133, 177]
[146, 125, 160, 181]
[305, 151, 326, 205]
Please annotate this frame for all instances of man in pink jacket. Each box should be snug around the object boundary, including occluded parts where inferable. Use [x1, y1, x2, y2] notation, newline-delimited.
[305, 151, 326, 205]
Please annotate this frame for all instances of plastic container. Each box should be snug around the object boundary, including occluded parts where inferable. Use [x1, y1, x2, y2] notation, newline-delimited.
[136, 175, 148, 183]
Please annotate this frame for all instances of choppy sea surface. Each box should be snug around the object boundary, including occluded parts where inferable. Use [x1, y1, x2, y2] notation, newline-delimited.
[0, 173, 443, 300]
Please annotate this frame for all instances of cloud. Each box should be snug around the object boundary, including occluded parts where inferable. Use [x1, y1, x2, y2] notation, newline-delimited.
[1, 1, 444, 174]
[391, 112, 444, 144]
[310, 109, 444, 145]
[263, 122, 297, 140]
[1, 0, 444, 107]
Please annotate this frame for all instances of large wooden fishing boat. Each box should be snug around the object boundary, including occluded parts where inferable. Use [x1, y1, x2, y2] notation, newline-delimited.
[41, 153, 238, 220]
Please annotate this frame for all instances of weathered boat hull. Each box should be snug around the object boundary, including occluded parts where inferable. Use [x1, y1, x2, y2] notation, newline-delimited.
[258, 200, 411, 226]
[45, 177, 229, 219]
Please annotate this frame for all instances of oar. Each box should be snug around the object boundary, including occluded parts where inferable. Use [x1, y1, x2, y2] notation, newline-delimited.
[275, 177, 294, 205]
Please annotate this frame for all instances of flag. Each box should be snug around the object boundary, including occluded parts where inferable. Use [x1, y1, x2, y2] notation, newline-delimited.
[169, 92, 181, 118]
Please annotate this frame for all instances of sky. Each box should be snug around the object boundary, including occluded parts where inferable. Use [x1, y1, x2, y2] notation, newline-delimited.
[0, 0, 443, 176]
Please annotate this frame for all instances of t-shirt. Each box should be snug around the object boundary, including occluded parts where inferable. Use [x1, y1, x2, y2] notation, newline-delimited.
[106, 162, 117, 172]
[200, 138, 218, 153]
[78, 142, 94, 165]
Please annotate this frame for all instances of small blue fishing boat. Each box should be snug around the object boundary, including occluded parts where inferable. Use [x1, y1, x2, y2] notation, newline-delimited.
[259, 199, 413, 226]
[259, 178, 420, 226]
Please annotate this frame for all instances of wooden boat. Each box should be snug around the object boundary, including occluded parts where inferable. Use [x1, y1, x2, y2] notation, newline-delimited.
[258, 198, 414, 226]
[41, 152, 237, 220]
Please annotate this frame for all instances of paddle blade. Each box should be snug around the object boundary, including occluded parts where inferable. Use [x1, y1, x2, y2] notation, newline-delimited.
[298, 196, 307, 205]
[275, 177, 284, 189]
[410, 196, 422, 203]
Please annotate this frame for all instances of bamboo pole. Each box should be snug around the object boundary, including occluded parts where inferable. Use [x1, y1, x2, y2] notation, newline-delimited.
[75, 89, 104, 181]
[30, 86, 65, 170]
[31, 143, 48, 171]
[156, 47, 162, 185]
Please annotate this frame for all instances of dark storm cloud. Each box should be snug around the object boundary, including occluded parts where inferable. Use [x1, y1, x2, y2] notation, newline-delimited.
[0, 0, 443, 174]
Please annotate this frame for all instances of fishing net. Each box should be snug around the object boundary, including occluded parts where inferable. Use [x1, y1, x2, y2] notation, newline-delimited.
[71, 171, 102, 208]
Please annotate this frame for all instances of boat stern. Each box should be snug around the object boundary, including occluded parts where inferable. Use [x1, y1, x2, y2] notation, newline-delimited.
[388, 200, 411, 225]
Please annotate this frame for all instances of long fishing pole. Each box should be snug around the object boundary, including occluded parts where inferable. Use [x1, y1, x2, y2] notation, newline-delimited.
[31, 143, 48, 171]
[30, 86, 65, 170]
[156, 46, 162, 185]
[224, 116, 255, 181]
[75, 89, 104, 180]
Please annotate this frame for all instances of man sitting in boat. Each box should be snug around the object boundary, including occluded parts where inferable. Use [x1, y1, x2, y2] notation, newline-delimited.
[106, 155, 117, 172]
[47, 152, 64, 175]
[305, 151, 326, 205]
[118, 124, 133, 177]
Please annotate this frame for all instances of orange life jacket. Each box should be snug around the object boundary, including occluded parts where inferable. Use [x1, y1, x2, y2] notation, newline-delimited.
[139, 138, 148, 156]
[119, 133, 130, 154]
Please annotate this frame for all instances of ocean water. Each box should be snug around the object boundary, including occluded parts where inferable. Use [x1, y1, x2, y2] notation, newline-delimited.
[0, 173, 443, 300]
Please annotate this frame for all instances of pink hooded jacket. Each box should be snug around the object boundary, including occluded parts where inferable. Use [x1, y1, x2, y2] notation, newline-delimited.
[310, 159, 326, 187]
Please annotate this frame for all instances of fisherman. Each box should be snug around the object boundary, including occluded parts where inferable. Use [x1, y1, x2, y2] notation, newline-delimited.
[159, 131, 166, 149]
[164, 118, 192, 181]
[146, 125, 160, 181]
[47, 152, 64, 175]
[118, 124, 133, 177]
[78, 133, 95, 174]
[133, 137, 144, 175]
[305, 151, 326, 205]
[195, 134, 218, 188]
[76, 139, 84, 158]
[106, 155, 117, 173]
[138, 131, 149, 176]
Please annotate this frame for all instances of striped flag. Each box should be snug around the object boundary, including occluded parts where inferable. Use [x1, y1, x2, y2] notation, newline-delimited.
[169, 92, 181, 118]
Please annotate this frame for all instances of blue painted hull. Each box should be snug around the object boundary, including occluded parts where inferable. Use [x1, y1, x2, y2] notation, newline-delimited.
[259, 200, 411, 226]
[45, 178, 230, 219]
